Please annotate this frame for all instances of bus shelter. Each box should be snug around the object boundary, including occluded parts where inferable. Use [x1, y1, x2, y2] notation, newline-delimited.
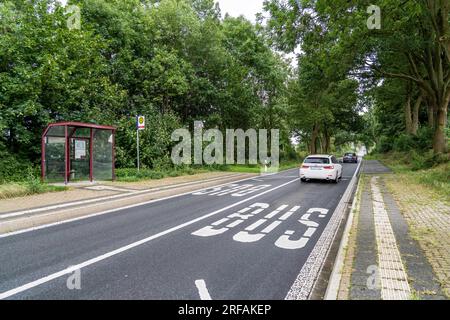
[41, 122, 116, 183]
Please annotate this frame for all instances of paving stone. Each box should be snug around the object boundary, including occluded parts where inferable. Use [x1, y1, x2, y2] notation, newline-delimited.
[380, 179, 447, 300]
[350, 285, 381, 300]
[361, 161, 393, 174]
[338, 163, 449, 300]
[349, 180, 381, 300]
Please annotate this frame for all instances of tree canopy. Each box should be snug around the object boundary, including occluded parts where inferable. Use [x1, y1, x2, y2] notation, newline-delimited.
[0, 0, 448, 182]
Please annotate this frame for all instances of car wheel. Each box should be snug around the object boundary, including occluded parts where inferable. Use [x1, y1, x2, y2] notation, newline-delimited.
[301, 178, 307, 183]
[333, 175, 339, 184]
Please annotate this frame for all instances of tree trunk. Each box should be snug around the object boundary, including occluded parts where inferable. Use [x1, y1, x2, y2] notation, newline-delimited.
[310, 124, 320, 154]
[404, 94, 413, 134]
[412, 94, 423, 135]
[321, 130, 331, 153]
[427, 104, 435, 128]
[432, 100, 449, 153]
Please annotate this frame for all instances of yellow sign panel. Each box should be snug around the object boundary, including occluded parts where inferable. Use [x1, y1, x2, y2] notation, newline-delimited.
[137, 116, 145, 130]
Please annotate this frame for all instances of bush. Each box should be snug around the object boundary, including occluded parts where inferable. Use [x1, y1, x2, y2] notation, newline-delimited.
[414, 127, 434, 150]
[0, 149, 35, 183]
[25, 167, 45, 194]
[410, 150, 448, 171]
[381, 128, 434, 154]
[377, 135, 394, 153]
[393, 134, 416, 152]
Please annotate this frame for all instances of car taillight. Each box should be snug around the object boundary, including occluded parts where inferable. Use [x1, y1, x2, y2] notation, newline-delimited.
[301, 165, 310, 169]
[323, 166, 334, 170]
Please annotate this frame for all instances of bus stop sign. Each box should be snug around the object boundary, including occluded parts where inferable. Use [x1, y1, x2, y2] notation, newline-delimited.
[137, 116, 145, 130]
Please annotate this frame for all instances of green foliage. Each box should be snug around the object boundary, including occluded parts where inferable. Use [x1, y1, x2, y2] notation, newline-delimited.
[265, 0, 363, 154]
[373, 151, 448, 172]
[264, 0, 450, 154]
[410, 151, 448, 171]
[376, 136, 394, 154]
[0, 147, 35, 183]
[1, 0, 292, 183]
[371, 152, 449, 197]
[378, 127, 435, 154]
[393, 134, 416, 153]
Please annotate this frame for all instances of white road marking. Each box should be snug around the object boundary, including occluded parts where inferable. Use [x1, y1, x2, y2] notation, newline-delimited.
[0, 177, 299, 299]
[192, 203, 269, 237]
[264, 205, 289, 219]
[260, 221, 282, 234]
[232, 185, 271, 197]
[195, 279, 212, 300]
[232, 205, 302, 244]
[244, 219, 267, 231]
[275, 209, 328, 250]
[193, 184, 271, 197]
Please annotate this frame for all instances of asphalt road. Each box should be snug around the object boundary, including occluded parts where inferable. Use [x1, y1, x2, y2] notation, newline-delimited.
[0, 163, 359, 300]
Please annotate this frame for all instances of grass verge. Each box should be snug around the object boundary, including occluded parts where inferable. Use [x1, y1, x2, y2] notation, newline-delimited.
[368, 151, 449, 200]
[223, 161, 300, 174]
[116, 161, 300, 182]
[0, 182, 67, 200]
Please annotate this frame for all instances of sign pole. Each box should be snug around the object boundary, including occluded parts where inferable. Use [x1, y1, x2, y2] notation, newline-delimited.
[137, 128, 140, 172]
[136, 115, 145, 172]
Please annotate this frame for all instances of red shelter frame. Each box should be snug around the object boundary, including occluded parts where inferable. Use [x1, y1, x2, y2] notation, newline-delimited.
[41, 122, 116, 184]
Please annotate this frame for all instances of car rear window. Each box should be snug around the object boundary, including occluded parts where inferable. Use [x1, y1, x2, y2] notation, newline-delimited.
[304, 157, 330, 164]
[345, 153, 355, 156]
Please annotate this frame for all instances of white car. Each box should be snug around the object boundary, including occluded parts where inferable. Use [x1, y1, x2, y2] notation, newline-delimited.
[299, 155, 343, 183]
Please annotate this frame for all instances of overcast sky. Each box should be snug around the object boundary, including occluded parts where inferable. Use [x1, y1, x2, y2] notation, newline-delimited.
[216, 0, 264, 23]
[58, 0, 265, 23]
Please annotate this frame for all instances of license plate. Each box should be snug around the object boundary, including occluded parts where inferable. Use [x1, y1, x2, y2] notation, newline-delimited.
[311, 167, 321, 170]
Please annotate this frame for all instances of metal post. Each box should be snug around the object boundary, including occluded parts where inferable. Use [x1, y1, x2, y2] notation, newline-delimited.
[137, 128, 140, 172]
[64, 125, 68, 185]
[112, 130, 116, 181]
[89, 128, 94, 182]
[41, 134, 46, 182]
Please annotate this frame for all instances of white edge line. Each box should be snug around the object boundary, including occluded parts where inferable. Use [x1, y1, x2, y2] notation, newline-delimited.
[195, 279, 212, 300]
[0, 177, 299, 299]
[323, 174, 362, 300]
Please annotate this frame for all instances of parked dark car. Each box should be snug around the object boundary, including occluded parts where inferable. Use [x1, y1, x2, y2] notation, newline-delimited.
[343, 152, 358, 163]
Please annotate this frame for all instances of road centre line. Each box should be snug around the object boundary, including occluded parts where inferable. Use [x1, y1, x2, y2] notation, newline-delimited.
[0, 177, 299, 299]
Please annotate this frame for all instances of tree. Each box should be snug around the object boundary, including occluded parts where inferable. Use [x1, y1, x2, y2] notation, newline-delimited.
[264, 0, 361, 154]
[263, 0, 449, 153]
